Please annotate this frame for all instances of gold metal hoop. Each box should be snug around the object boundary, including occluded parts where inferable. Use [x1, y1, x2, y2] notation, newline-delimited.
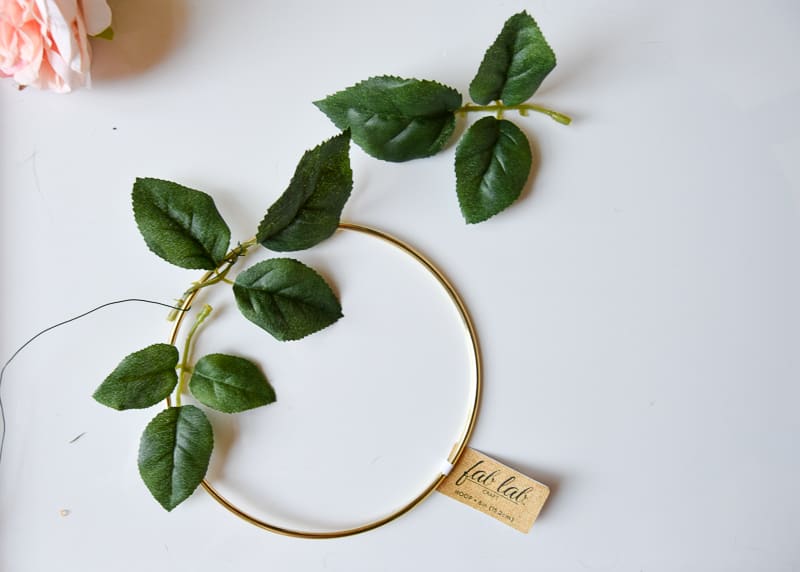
[167, 222, 482, 539]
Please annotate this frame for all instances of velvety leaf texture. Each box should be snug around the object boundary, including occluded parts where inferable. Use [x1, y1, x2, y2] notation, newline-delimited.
[132, 178, 231, 270]
[455, 116, 532, 223]
[189, 354, 276, 413]
[138, 405, 213, 511]
[93, 344, 179, 410]
[257, 131, 352, 251]
[233, 258, 342, 341]
[314, 76, 462, 162]
[469, 11, 556, 106]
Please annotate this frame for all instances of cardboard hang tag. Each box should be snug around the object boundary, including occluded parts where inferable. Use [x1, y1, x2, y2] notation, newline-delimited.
[437, 448, 550, 533]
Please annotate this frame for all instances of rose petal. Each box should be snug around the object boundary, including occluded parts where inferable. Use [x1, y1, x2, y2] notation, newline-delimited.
[79, 0, 110, 36]
[41, 0, 78, 70]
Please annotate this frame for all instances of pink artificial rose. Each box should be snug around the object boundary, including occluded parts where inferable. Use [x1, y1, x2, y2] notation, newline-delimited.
[0, 0, 111, 93]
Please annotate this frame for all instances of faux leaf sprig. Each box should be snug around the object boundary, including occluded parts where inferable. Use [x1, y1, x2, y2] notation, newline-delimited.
[315, 10, 569, 223]
[94, 133, 352, 511]
[93, 11, 569, 511]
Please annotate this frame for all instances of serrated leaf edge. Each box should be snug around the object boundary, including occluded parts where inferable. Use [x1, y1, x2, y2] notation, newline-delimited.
[469, 10, 556, 105]
[454, 117, 532, 224]
[256, 130, 352, 248]
[233, 258, 343, 342]
[132, 177, 231, 270]
[313, 75, 462, 119]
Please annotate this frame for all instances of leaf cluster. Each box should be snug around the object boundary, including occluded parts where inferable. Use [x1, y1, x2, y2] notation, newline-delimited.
[97, 132, 352, 510]
[315, 11, 559, 223]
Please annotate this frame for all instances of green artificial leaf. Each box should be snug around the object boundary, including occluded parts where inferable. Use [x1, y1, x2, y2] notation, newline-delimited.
[469, 11, 556, 106]
[233, 258, 342, 341]
[257, 131, 352, 251]
[93, 344, 179, 410]
[455, 116, 532, 224]
[93, 26, 114, 40]
[189, 354, 276, 413]
[132, 178, 231, 270]
[138, 405, 213, 511]
[314, 76, 462, 162]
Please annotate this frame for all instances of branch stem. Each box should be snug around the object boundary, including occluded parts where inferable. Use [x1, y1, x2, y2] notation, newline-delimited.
[170, 237, 258, 406]
[458, 102, 572, 125]
[167, 237, 258, 321]
[175, 304, 212, 407]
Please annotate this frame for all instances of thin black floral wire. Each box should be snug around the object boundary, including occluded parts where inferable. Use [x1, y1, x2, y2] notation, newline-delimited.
[0, 298, 189, 465]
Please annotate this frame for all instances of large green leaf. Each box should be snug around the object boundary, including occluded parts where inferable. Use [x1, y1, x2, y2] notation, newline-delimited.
[93, 344, 178, 410]
[189, 354, 276, 413]
[469, 11, 556, 106]
[137, 405, 213, 511]
[257, 132, 352, 251]
[233, 258, 342, 341]
[455, 116, 532, 224]
[132, 178, 231, 270]
[314, 76, 462, 162]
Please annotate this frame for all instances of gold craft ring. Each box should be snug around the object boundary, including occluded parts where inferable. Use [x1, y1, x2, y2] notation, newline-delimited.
[166, 222, 482, 539]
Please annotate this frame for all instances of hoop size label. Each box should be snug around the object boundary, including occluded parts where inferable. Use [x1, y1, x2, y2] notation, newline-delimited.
[437, 448, 550, 533]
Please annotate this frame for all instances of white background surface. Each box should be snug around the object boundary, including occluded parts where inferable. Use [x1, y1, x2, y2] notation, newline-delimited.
[2, 1, 800, 570]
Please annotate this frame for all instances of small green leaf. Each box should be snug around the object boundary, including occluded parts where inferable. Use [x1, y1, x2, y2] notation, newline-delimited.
[93, 26, 114, 40]
[138, 405, 213, 511]
[233, 258, 342, 341]
[455, 116, 532, 224]
[189, 354, 276, 413]
[257, 131, 352, 251]
[132, 178, 231, 270]
[93, 344, 179, 410]
[469, 11, 556, 106]
[314, 76, 462, 162]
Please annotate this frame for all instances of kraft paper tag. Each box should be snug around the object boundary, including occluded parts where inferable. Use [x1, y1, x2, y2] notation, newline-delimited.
[437, 448, 550, 533]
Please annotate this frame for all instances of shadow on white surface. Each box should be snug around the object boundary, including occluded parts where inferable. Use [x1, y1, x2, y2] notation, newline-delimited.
[91, 0, 188, 82]
[485, 452, 564, 520]
[519, 131, 541, 204]
[205, 409, 240, 482]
